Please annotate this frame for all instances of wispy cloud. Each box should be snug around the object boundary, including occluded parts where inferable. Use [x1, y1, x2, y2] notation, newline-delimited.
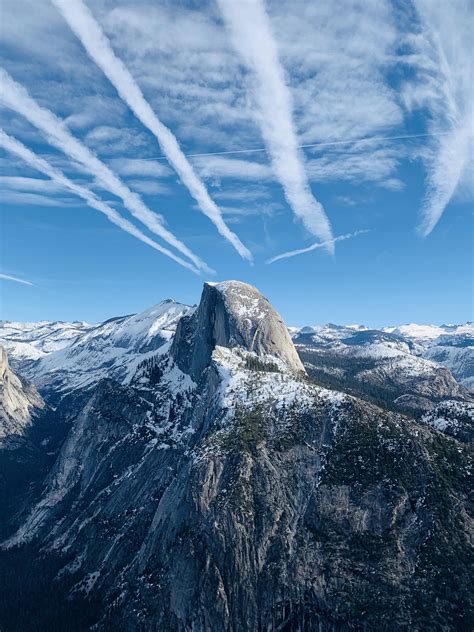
[217, 0, 334, 251]
[192, 155, 272, 182]
[0, 68, 210, 274]
[108, 158, 171, 179]
[1, 0, 407, 196]
[0, 190, 76, 207]
[406, 0, 473, 236]
[267, 230, 371, 264]
[0, 272, 34, 286]
[51, 0, 251, 262]
[0, 129, 200, 274]
[0, 175, 63, 193]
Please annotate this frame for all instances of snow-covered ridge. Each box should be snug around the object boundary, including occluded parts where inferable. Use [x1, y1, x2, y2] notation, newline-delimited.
[0, 300, 193, 397]
[213, 345, 343, 417]
[420, 400, 473, 442]
[291, 321, 473, 392]
[383, 322, 474, 343]
[0, 320, 93, 364]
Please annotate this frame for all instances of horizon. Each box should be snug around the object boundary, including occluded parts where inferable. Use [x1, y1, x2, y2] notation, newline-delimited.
[1, 0, 473, 328]
[1, 278, 472, 330]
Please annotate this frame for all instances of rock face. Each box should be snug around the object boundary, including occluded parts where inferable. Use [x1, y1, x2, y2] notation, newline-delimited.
[0, 346, 44, 447]
[172, 281, 305, 380]
[0, 284, 472, 632]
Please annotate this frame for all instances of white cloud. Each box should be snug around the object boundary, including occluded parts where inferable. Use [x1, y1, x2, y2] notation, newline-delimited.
[0, 175, 64, 193]
[217, 0, 334, 251]
[84, 125, 151, 155]
[52, 0, 252, 261]
[0, 128, 201, 274]
[2, 0, 468, 256]
[126, 179, 171, 196]
[0, 68, 210, 273]
[108, 158, 170, 178]
[213, 185, 272, 202]
[405, 0, 474, 236]
[192, 155, 272, 181]
[306, 145, 403, 186]
[89, 0, 408, 194]
[0, 190, 74, 207]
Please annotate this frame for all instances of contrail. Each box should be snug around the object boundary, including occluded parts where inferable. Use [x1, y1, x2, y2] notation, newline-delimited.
[0, 272, 34, 286]
[413, 0, 473, 237]
[267, 230, 371, 264]
[419, 125, 471, 237]
[0, 68, 211, 274]
[217, 0, 334, 253]
[51, 0, 252, 262]
[0, 129, 200, 274]
[140, 131, 452, 161]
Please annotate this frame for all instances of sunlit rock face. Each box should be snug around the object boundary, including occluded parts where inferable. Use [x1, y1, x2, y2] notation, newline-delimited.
[172, 281, 305, 380]
[0, 345, 44, 447]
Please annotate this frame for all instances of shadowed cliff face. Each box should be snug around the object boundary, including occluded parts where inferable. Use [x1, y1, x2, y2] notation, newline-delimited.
[0, 283, 472, 632]
[172, 281, 305, 380]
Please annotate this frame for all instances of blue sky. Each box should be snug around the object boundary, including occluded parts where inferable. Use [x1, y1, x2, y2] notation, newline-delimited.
[0, 0, 472, 327]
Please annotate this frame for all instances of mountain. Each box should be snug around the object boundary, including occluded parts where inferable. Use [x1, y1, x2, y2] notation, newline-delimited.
[288, 323, 474, 398]
[1, 301, 192, 402]
[291, 325, 468, 415]
[0, 345, 44, 447]
[0, 346, 55, 544]
[0, 282, 472, 632]
[171, 281, 305, 379]
[423, 332, 474, 392]
[2, 307, 471, 407]
[0, 320, 92, 371]
[420, 399, 474, 444]
[384, 323, 474, 392]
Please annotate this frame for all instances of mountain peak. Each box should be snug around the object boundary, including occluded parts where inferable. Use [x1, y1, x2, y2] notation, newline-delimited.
[171, 280, 305, 379]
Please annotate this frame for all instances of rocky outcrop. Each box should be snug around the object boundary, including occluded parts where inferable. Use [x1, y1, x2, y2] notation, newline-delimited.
[0, 346, 44, 447]
[172, 281, 305, 380]
[2, 367, 472, 631]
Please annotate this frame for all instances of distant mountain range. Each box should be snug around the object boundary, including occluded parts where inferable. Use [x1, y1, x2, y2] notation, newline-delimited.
[0, 282, 472, 631]
[1, 307, 472, 403]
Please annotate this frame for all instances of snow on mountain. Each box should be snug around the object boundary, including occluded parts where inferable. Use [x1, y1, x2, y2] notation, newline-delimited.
[383, 322, 473, 342]
[172, 281, 305, 379]
[0, 320, 92, 367]
[421, 331, 474, 392]
[383, 323, 474, 392]
[1, 294, 471, 406]
[7, 300, 193, 398]
[291, 322, 474, 395]
[291, 324, 469, 413]
[420, 400, 473, 443]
